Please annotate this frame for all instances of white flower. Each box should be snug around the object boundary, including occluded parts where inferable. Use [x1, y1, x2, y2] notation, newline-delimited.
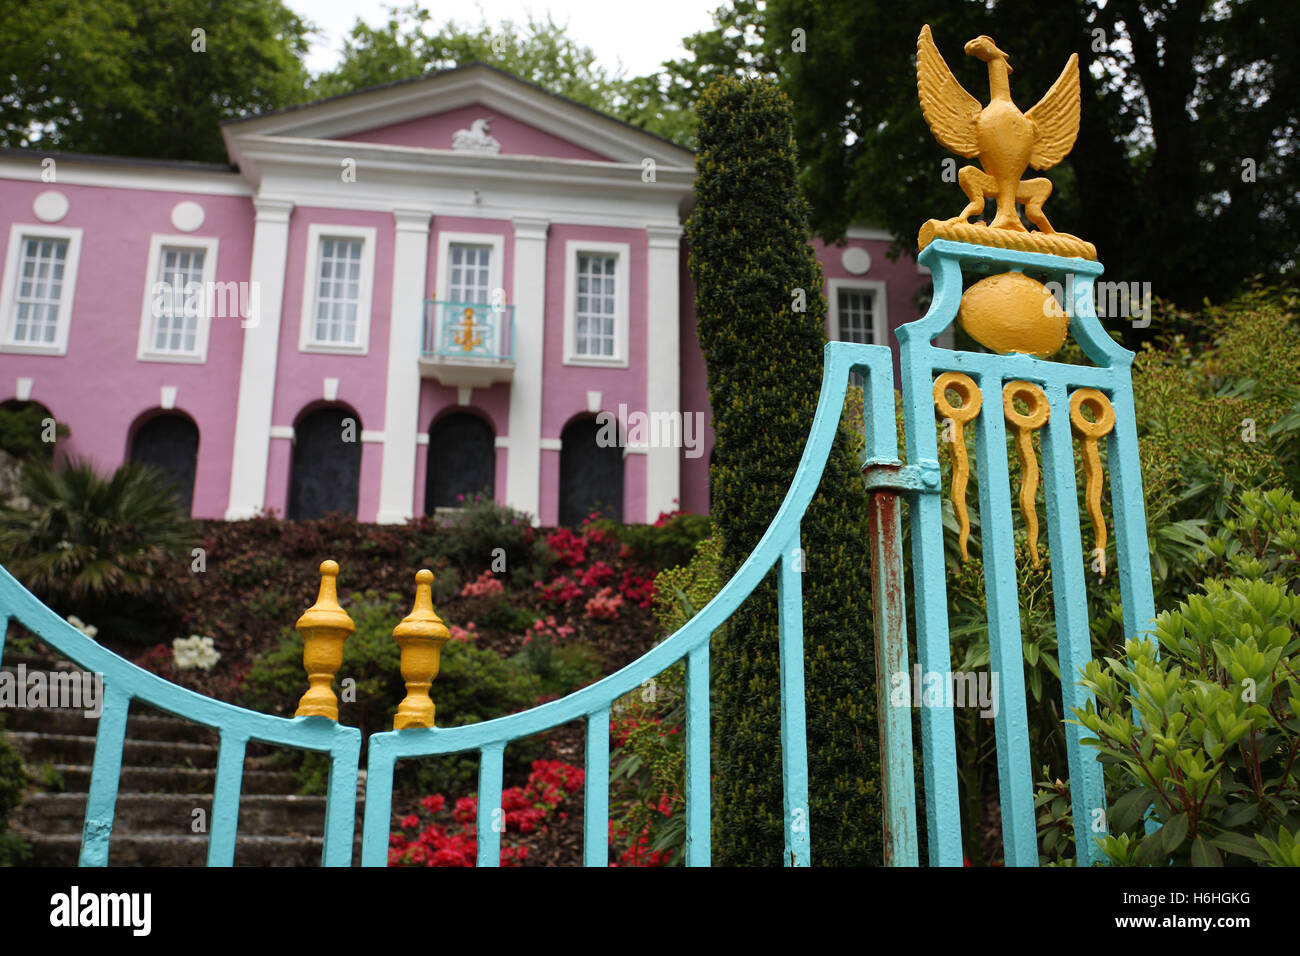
[173, 635, 221, 671]
[65, 615, 98, 638]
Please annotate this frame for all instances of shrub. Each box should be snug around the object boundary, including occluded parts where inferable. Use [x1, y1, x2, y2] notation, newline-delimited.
[435, 493, 535, 580]
[1068, 489, 1300, 866]
[0, 718, 31, 865]
[0, 405, 67, 461]
[596, 511, 712, 572]
[687, 75, 882, 865]
[0, 458, 194, 641]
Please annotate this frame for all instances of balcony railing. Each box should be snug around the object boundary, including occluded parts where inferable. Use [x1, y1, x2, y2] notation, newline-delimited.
[419, 300, 515, 387]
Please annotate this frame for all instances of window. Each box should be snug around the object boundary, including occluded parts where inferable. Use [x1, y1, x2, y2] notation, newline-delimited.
[299, 224, 377, 354]
[827, 279, 887, 389]
[137, 235, 218, 363]
[837, 288, 876, 344]
[0, 224, 83, 355]
[448, 244, 492, 303]
[575, 254, 617, 357]
[563, 240, 630, 367]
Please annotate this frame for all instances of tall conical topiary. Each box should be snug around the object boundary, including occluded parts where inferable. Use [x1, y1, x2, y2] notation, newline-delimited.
[686, 75, 882, 865]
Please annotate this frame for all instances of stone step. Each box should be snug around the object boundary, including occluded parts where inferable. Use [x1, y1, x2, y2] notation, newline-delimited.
[2, 707, 214, 742]
[12, 830, 366, 867]
[8, 732, 220, 769]
[13, 792, 356, 836]
[42, 764, 304, 796]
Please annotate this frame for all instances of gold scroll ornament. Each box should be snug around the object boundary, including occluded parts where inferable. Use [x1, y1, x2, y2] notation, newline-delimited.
[1069, 388, 1115, 576]
[934, 372, 981, 560]
[1002, 381, 1050, 565]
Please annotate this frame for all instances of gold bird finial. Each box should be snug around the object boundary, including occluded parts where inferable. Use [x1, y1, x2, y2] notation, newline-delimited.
[916, 24, 1095, 259]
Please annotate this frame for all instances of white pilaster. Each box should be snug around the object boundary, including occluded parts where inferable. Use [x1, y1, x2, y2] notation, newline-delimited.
[645, 224, 683, 521]
[377, 208, 432, 524]
[506, 217, 549, 521]
[226, 197, 293, 519]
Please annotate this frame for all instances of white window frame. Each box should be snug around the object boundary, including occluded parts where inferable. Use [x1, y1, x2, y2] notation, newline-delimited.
[136, 234, 220, 364]
[827, 278, 888, 347]
[0, 223, 84, 356]
[563, 239, 630, 368]
[435, 232, 505, 305]
[298, 223, 377, 355]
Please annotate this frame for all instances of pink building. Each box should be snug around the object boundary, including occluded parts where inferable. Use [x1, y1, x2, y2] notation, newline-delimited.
[0, 65, 928, 525]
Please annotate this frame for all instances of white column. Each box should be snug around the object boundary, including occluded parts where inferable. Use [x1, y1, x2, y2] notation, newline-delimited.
[377, 208, 432, 524]
[226, 197, 293, 520]
[645, 224, 683, 521]
[506, 217, 549, 520]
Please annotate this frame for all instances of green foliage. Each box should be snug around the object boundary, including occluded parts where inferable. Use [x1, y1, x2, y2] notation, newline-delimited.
[0, 406, 67, 461]
[0, 458, 194, 639]
[0, 0, 313, 162]
[0, 719, 31, 865]
[739, 0, 1300, 313]
[240, 590, 544, 794]
[310, 3, 694, 145]
[687, 75, 881, 865]
[597, 512, 712, 574]
[431, 492, 541, 584]
[1071, 489, 1300, 866]
[652, 535, 725, 637]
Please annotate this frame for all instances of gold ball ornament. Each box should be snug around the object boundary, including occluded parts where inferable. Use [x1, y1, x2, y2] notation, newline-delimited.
[957, 272, 1068, 357]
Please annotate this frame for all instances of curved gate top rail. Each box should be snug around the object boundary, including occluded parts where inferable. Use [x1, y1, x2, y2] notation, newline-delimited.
[0, 568, 362, 866]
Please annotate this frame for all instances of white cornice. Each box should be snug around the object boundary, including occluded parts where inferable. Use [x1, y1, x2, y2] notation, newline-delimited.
[0, 156, 251, 197]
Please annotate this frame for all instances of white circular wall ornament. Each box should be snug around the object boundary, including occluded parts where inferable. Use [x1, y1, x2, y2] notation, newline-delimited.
[32, 191, 69, 223]
[171, 201, 205, 232]
[841, 246, 872, 275]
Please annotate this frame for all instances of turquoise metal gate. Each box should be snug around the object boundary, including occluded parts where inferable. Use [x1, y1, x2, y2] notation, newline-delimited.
[0, 236, 1157, 865]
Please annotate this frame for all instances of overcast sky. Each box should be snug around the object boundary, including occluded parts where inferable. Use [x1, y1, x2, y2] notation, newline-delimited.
[285, 0, 722, 78]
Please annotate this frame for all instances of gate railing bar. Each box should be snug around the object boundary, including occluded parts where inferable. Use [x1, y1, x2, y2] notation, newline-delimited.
[360, 341, 899, 867]
[777, 525, 810, 867]
[0, 565, 363, 867]
[684, 643, 710, 865]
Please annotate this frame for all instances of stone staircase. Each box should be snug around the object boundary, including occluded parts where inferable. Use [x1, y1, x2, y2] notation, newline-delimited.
[3, 650, 366, 865]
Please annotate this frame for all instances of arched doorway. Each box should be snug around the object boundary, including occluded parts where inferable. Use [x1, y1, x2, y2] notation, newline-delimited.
[129, 413, 199, 513]
[425, 412, 495, 512]
[559, 417, 622, 526]
[288, 405, 362, 519]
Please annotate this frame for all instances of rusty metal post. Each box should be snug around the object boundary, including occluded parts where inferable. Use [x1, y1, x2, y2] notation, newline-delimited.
[865, 464, 920, 866]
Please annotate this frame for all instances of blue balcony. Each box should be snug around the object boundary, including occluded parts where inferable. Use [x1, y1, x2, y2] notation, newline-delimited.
[418, 300, 516, 388]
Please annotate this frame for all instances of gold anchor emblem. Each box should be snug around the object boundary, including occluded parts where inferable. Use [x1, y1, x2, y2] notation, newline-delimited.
[453, 307, 483, 351]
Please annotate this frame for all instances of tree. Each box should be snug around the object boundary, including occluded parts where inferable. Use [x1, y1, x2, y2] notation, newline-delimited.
[0, 0, 313, 163]
[687, 75, 883, 865]
[310, 4, 695, 145]
[673, 0, 1300, 315]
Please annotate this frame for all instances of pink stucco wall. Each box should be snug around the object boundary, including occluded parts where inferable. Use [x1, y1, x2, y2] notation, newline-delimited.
[538, 224, 649, 526]
[266, 206, 395, 519]
[0, 178, 252, 519]
[341, 104, 613, 162]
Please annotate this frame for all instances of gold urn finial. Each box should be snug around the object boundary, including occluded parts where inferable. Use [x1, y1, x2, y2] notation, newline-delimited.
[294, 560, 355, 721]
[916, 23, 1095, 261]
[392, 569, 452, 730]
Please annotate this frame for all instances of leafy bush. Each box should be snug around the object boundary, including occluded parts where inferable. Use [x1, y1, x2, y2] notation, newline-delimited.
[0, 718, 31, 865]
[0, 404, 67, 460]
[432, 492, 538, 582]
[1070, 488, 1300, 866]
[0, 458, 194, 641]
[240, 589, 544, 794]
[597, 511, 712, 572]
